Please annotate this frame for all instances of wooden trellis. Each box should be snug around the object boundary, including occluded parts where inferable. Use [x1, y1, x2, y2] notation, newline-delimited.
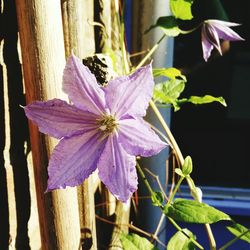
[1, 0, 168, 249]
[0, 0, 132, 249]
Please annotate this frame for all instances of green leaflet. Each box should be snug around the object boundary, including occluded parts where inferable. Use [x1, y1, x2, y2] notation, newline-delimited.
[170, 0, 194, 20]
[175, 168, 185, 177]
[145, 16, 181, 37]
[120, 233, 159, 250]
[153, 79, 186, 111]
[154, 79, 227, 111]
[153, 67, 186, 81]
[167, 229, 196, 250]
[164, 198, 231, 224]
[153, 68, 226, 110]
[182, 156, 193, 176]
[226, 223, 250, 244]
[151, 191, 164, 206]
[178, 95, 227, 107]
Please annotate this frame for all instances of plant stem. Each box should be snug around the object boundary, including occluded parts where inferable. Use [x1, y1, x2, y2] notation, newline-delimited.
[218, 229, 250, 250]
[149, 100, 217, 250]
[136, 162, 164, 208]
[131, 21, 216, 250]
[136, 163, 204, 249]
[168, 217, 204, 250]
[149, 100, 184, 164]
[136, 162, 154, 196]
[135, 34, 166, 70]
[167, 176, 184, 204]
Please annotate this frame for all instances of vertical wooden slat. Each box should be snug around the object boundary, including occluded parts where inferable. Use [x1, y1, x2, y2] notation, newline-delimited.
[131, 0, 172, 246]
[61, 0, 84, 58]
[95, 0, 117, 218]
[61, 1, 97, 249]
[95, 0, 112, 53]
[15, 1, 81, 249]
[98, 1, 131, 247]
[108, 201, 130, 250]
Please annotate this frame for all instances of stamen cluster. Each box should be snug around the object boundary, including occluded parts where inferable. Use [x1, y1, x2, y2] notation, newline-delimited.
[98, 114, 117, 135]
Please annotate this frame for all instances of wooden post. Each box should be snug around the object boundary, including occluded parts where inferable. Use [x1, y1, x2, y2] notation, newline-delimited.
[131, 0, 172, 246]
[95, 1, 131, 247]
[15, 1, 81, 249]
[61, 1, 97, 249]
[109, 201, 130, 249]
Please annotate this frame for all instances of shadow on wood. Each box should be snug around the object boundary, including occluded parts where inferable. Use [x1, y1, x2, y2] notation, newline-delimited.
[1, 0, 31, 249]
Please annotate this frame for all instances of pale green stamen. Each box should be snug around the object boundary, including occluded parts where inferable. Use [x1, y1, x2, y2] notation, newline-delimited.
[97, 114, 118, 135]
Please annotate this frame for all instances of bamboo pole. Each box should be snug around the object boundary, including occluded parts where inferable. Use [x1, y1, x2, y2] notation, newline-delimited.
[131, 0, 172, 246]
[108, 201, 130, 250]
[61, 1, 97, 249]
[100, 1, 131, 247]
[15, 1, 81, 249]
[95, 0, 117, 217]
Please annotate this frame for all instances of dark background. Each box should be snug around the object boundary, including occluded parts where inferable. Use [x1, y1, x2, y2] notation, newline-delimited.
[172, 0, 250, 188]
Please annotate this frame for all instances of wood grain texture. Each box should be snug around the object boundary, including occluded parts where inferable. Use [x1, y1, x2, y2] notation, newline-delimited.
[108, 201, 130, 250]
[61, 1, 97, 249]
[102, 1, 130, 247]
[15, 0, 81, 249]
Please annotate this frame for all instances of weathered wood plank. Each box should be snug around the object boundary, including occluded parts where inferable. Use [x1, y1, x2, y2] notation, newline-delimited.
[109, 201, 130, 250]
[15, 1, 81, 249]
[61, 1, 98, 248]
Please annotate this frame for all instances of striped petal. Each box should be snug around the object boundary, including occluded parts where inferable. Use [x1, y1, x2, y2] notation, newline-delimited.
[118, 117, 167, 157]
[98, 135, 138, 202]
[63, 55, 106, 115]
[24, 99, 99, 139]
[47, 130, 107, 191]
[104, 64, 154, 118]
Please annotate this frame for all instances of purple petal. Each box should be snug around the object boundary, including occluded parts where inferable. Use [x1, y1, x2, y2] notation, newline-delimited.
[47, 130, 107, 191]
[206, 19, 241, 28]
[118, 118, 167, 157]
[201, 26, 215, 62]
[206, 25, 222, 53]
[205, 20, 244, 42]
[98, 135, 138, 202]
[202, 23, 223, 61]
[24, 99, 99, 139]
[63, 55, 106, 115]
[213, 24, 244, 42]
[104, 64, 154, 118]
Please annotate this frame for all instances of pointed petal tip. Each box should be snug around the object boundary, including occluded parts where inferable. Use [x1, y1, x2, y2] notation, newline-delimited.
[98, 136, 138, 203]
[118, 118, 168, 157]
[206, 19, 242, 27]
[114, 188, 137, 203]
[46, 178, 82, 192]
[63, 52, 106, 114]
[104, 175, 138, 203]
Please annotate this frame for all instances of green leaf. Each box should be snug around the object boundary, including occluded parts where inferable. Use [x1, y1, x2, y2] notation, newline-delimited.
[164, 198, 231, 224]
[170, 0, 194, 20]
[167, 229, 196, 250]
[227, 223, 250, 244]
[153, 67, 186, 81]
[120, 233, 159, 250]
[146, 16, 181, 37]
[182, 156, 193, 176]
[178, 95, 227, 107]
[175, 168, 185, 177]
[151, 191, 164, 206]
[153, 79, 185, 107]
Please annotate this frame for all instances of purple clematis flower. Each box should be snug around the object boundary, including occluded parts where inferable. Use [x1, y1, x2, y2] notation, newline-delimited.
[201, 19, 244, 61]
[24, 55, 167, 202]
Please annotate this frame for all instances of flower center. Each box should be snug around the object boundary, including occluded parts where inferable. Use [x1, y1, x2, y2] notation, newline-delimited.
[97, 114, 117, 135]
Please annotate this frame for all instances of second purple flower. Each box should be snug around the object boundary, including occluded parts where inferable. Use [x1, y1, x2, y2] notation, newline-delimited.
[201, 19, 244, 61]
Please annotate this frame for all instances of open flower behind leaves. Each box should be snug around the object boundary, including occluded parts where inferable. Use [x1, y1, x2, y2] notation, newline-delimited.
[24, 55, 167, 202]
[201, 19, 244, 61]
